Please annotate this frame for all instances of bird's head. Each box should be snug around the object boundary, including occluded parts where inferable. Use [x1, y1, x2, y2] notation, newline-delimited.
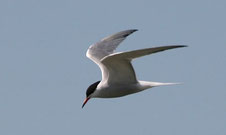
[82, 81, 100, 108]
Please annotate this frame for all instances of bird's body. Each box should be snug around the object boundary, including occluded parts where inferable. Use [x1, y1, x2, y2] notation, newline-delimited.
[82, 29, 186, 108]
[93, 81, 150, 98]
[93, 81, 177, 98]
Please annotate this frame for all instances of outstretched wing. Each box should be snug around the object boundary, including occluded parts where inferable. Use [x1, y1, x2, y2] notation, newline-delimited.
[101, 45, 187, 84]
[86, 29, 137, 64]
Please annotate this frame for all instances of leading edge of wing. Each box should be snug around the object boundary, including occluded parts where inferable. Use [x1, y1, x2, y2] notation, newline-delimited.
[101, 45, 187, 62]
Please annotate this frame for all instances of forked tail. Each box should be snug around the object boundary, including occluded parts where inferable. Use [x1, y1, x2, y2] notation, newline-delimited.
[150, 82, 181, 87]
[139, 81, 181, 88]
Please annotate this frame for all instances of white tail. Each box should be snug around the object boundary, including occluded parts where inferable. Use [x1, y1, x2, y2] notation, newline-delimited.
[150, 82, 181, 87]
[139, 81, 181, 88]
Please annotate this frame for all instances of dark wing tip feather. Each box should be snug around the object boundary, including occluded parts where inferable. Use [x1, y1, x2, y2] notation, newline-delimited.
[114, 29, 138, 38]
[122, 29, 138, 37]
[101, 29, 138, 42]
[175, 45, 188, 48]
[157, 45, 188, 53]
[163, 45, 188, 50]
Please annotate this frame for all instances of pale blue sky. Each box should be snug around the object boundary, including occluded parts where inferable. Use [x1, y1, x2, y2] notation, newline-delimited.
[1, 0, 226, 135]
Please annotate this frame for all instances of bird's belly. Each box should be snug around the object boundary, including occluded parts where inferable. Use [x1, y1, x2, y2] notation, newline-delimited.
[94, 84, 141, 98]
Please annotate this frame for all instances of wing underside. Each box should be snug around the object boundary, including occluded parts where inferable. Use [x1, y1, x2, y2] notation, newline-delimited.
[101, 45, 187, 84]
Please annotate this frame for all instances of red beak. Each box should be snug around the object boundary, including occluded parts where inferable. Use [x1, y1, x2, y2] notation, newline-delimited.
[82, 97, 90, 108]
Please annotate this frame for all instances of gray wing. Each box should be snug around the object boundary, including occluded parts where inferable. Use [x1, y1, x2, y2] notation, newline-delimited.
[103, 45, 187, 60]
[86, 29, 137, 64]
[101, 45, 187, 84]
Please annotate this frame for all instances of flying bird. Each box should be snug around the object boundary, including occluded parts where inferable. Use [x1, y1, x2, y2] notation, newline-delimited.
[82, 29, 186, 108]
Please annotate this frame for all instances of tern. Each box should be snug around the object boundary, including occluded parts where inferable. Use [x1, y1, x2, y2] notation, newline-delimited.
[82, 29, 186, 108]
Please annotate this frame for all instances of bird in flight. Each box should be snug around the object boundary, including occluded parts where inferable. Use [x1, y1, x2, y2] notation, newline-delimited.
[82, 29, 186, 108]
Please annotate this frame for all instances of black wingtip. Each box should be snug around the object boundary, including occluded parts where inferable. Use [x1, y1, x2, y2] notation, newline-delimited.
[174, 45, 188, 48]
[129, 29, 138, 34]
[122, 29, 138, 38]
[180, 45, 188, 47]
[131, 29, 138, 32]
